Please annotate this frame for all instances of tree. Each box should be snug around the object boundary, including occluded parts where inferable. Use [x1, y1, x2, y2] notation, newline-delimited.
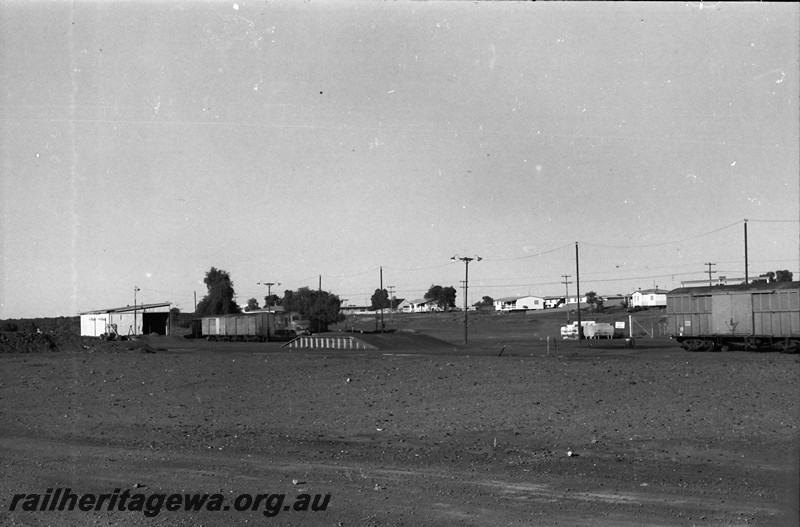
[244, 298, 260, 312]
[263, 294, 281, 310]
[473, 296, 494, 309]
[370, 289, 390, 310]
[585, 291, 604, 312]
[281, 287, 343, 332]
[195, 267, 242, 316]
[424, 284, 457, 311]
[756, 270, 793, 283]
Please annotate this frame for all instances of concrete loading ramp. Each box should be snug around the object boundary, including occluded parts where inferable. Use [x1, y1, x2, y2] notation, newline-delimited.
[283, 331, 457, 352]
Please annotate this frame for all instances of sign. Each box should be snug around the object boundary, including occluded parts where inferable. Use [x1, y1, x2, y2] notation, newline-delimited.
[615, 321, 625, 329]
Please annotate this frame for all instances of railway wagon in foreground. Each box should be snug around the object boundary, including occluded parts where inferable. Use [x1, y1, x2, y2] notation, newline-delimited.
[666, 281, 800, 352]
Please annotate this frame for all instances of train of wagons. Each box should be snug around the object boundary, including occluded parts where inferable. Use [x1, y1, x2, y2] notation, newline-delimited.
[192, 310, 311, 342]
[666, 281, 799, 352]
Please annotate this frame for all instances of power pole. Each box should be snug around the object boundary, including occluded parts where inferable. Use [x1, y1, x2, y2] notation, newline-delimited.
[575, 243, 582, 345]
[134, 286, 140, 336]
[257, 281, 280, 341]
[561, 274, 572, 323]
[387, 285, 396, 322]
[743, 219, 749, 284]
[379, 266, 385, 332]
[705, 262, 717, 286]
[452, 255, 481, 345]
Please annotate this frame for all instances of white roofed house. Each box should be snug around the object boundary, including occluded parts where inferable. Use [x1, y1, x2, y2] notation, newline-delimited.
[402, 298, 442, 313]
[494, 295, 545, 312]
[544, 296, 566, 309]
[630, 289, 668, 308]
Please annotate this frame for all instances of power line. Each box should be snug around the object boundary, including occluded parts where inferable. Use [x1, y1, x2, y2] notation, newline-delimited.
[581, 220, 742, 249]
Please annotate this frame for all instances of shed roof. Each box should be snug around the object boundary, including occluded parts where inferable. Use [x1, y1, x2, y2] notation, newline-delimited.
[80, 302, 171, 315]
[668, 281, 799, 295]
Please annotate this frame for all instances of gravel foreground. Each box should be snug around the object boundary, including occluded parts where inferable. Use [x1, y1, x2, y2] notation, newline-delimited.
[1, 339, 798, 526]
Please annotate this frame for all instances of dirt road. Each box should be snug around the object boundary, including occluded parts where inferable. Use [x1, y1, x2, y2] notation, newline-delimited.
[1, 338, 798, 526]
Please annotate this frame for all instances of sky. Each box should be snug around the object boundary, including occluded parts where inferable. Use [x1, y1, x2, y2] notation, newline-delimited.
[1, 1, 798, 319]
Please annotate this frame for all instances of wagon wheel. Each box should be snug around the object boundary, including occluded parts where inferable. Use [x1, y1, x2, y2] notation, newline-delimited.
[685, 339, 702, 351]
[779, 340, 800, 354]
[700, 340, 715, 352]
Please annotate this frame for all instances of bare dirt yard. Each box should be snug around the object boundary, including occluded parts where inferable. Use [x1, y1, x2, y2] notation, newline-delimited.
[1, 311, 798, 526]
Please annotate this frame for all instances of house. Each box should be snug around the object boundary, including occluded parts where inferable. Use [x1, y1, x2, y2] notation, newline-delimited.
[544, 296, 566, 309]
[402, 298, 442, 313]
[493, 295, 545, 312]
[630, 289, 668, 308]
[340, 305, 373, 315]
[566, 295, 588, 306]
[680, 276, 748, 288]
[80, 302, 172, 337]
[601, 295, 627, 309]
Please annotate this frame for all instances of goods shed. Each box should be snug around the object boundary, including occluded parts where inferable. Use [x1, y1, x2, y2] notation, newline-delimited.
[80, 302, 172, 337]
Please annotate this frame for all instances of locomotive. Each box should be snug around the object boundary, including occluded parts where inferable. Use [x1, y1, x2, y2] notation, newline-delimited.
[666, 281, 799, 352]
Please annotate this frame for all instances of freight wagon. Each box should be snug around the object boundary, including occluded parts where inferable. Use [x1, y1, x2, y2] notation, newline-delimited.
[666, 281, 800, 352]
[194, 311, 311, 342]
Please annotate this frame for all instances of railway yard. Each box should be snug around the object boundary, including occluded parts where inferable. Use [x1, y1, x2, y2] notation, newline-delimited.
[1, 316, 798, 526]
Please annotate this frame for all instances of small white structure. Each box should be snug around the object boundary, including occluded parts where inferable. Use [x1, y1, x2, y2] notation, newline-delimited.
[630, 289, 668, 308]
[402, 298, 442, 313]
[80, 302, 171, 337]
[561, 320, 596, 340]
[494, 295, 544, 312]
[544, 297, 566, 309]
[566, 295, 588, 306]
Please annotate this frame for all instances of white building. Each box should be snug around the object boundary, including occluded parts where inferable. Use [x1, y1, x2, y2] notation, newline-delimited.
[630, 289, 668, 308]
[493, 295, 545, 312]
[544, 296, 566, 309]
[402, 298, 442, 313]
[80, 302, 172, 337]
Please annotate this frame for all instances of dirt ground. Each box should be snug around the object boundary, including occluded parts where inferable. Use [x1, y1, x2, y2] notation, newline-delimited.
[1, 331, 798, 526]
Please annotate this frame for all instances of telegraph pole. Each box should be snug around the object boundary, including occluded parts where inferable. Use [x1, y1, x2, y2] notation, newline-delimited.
[257, 281, 280, 340]
[134, 286, 140, 336]
[575, 243, 581, 345]
[379, 266, 385, 332]
[743, 219, 749, 284]
[561, 274, 572, 323]
[705, 262, 717, 286]
[387, 285, 396, 322]
[452, 255, 481, 345]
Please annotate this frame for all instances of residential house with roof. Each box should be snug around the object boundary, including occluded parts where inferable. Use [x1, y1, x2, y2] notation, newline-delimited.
[401, 298, 442, 313]
[630, 289, 668, 308]
[493, 295, 545, 312]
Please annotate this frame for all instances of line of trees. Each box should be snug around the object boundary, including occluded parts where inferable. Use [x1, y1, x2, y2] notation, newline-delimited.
[194, 267, 343, 332]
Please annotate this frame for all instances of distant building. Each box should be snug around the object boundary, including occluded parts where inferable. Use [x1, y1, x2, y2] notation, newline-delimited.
[601, 295, 627, 308]
[402, 299, 442, 313]
[680, 276, 748, 288]
[630, 289, 668, 308]
[494, 295, 545, 312]
[80, 302, 172, 337]
[544, 296, 566, 309]
[340, 305, 373, 315]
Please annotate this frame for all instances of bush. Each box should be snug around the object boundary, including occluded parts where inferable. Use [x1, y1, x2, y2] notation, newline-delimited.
[0, 321, 18, 332]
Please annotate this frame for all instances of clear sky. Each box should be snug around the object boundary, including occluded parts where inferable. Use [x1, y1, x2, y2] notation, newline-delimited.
[1, 1, 798, 319]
